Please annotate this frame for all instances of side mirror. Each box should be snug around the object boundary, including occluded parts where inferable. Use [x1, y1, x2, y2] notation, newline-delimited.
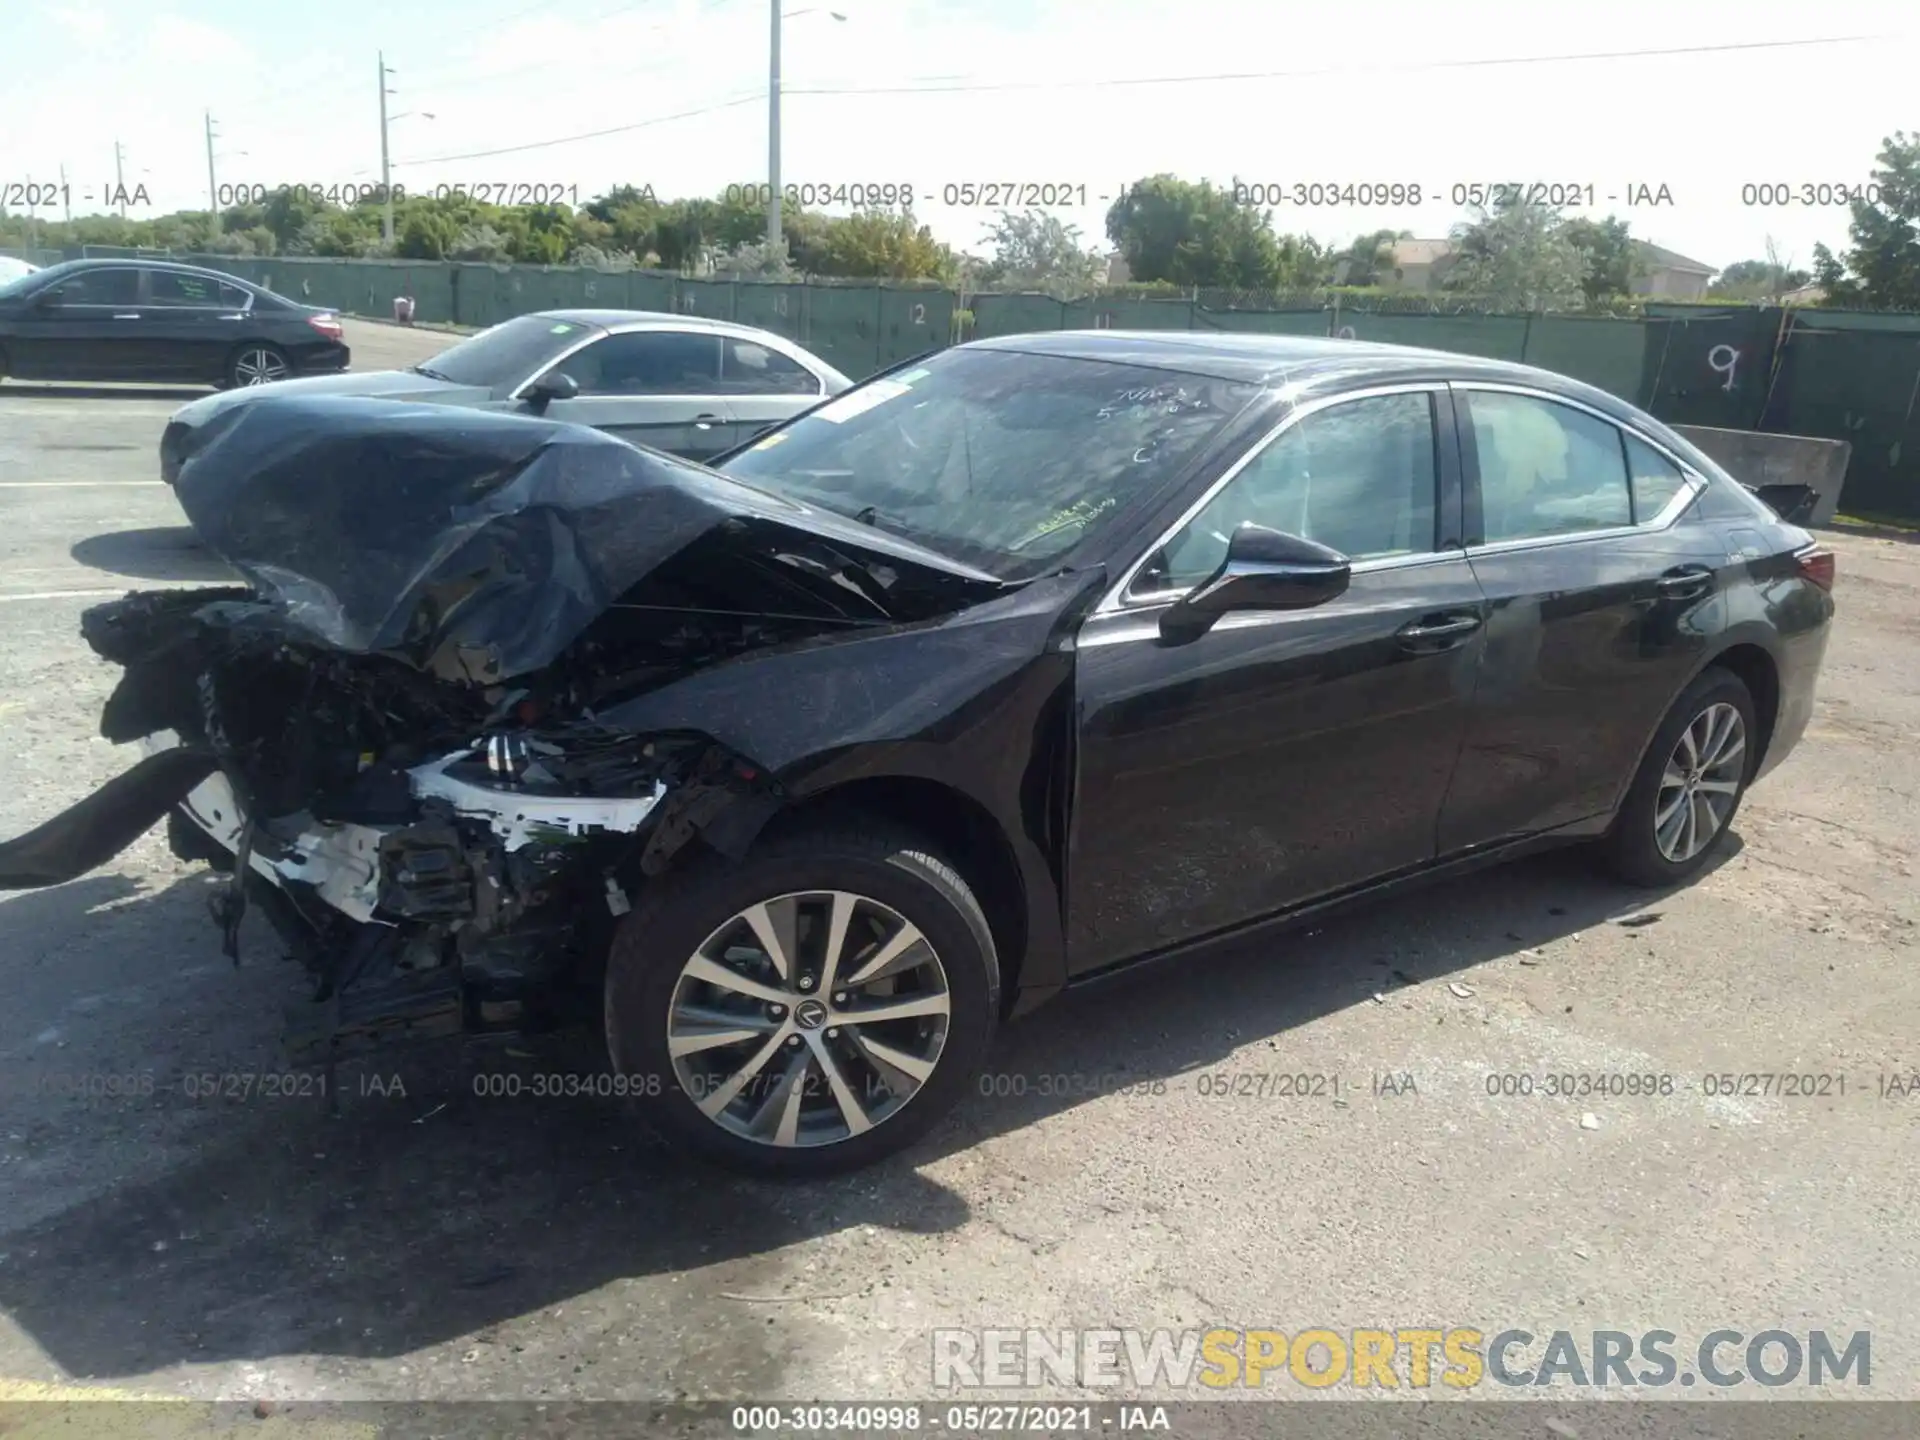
[1160, 524, 1351, 641]
[522, 371, 579, 413]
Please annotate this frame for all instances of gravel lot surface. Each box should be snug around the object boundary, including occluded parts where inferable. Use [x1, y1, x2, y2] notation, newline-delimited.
[1, 320, 1916, 1423]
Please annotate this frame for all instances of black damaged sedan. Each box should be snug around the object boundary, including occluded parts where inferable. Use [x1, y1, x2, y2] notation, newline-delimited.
[0, 333, 1835, 1175]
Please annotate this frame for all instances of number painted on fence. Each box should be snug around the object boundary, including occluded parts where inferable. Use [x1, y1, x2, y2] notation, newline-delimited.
[910, 303, 926, 325]
[1335, 325, 1356, 339]
[1708, 344, 1740, 392]
[775, 294, 788, 316]
[681, 293, 696, 311]
[584, 281, 597, 298]
[1095, 312, 1113, 329]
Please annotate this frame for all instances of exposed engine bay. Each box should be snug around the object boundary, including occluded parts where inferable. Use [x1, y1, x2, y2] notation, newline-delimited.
[0, 394, 1007, 1069]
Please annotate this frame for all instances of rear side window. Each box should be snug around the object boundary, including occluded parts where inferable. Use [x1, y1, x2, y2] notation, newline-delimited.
[719, 338, 820, 396]
[146, 270, 223, 306]
[1623, 433, 1688, 521]
[1464, 390, 1631, 541]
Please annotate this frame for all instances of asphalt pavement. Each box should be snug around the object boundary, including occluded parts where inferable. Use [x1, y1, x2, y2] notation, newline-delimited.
[0, 319, 1916, 1419]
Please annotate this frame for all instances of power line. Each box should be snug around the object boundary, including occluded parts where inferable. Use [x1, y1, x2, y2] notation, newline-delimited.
[782, 32, 1895, 98]
[389, 92, 765, 165]
[388, 31, 1895, 169]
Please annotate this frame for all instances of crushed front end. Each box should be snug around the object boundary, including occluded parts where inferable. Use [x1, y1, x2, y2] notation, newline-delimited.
[0, 394, 1003, 1069]
[55, 585, 783, 1066]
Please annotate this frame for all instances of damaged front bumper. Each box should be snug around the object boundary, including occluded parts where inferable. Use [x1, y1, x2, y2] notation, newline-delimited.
[1, 644, 779, 1068]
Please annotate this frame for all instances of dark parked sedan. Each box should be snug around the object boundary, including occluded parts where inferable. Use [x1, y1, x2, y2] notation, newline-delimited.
[0, 258, 347, 388]
[0, 333, 1834, 1177]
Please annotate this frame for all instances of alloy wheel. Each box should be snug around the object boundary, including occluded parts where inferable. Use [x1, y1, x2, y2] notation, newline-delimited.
[1654, 701, 1746, 864]
[233, 347, 288, 385]
[666, 889, 952, 1148]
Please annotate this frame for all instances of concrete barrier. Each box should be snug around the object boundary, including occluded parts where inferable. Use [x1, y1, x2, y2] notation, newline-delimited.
[1671, 425, 1853, 526]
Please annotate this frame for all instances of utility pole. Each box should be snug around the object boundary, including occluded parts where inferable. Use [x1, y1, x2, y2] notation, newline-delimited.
[378, 52, 395, 246]
[205, 112, 222, 235]
[114, 140, 126, 217]
[766, 0, 782, 253]
[59, 163, 72, 222]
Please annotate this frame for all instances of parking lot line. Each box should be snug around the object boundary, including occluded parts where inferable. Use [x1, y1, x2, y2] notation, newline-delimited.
[0, 482, 165, 488]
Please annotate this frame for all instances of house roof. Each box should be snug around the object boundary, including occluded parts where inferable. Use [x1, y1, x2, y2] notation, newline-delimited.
[1389, 238, 1454, 266]
[1635, 241, 1716, 275]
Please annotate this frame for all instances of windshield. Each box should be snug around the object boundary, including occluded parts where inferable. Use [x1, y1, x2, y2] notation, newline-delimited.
[414, 313, 599, 387]
[718, 347, 1258, 579]
[0, 260, 52, 298]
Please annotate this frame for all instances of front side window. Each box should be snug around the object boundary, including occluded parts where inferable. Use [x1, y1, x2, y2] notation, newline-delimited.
[46, 269, 139, 307]
[553, 330, 723, 395]
[1137, 391, 1440, 594]
[719, 347, 1258, 580]
[1465, 390, 1632, 542]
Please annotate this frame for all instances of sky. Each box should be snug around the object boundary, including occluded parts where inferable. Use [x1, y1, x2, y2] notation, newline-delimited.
[2, 0, 1915, 276]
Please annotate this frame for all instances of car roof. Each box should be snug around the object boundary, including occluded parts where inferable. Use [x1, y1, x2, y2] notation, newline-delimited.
[37, 256, 263, 286]
[967, 328, 1626, 407]
[533, 308, 793, 339]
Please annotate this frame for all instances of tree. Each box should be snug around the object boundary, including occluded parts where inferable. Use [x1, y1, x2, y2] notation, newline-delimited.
[1809, 130, 1920, 308]
[1560, 216, 1642, 305]
[977, 208, 1106, 296]
[1334, 228, 1407, 287]
[1103, 174, 1308, 290]
[1442, 202, 1586, 309]
[1709, 241, 1810, 302]
[813, 208, 954, 281]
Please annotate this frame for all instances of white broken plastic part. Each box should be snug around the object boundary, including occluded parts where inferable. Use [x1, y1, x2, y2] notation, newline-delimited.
[141, 730, 386, 922]
[605, 877, 631, 916]
[408, 751, 667, 853]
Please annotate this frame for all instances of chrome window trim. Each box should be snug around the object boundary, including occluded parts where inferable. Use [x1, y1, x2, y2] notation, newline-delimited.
[1450, 381, 1707, 548]
[1096, 381, 1450, 616]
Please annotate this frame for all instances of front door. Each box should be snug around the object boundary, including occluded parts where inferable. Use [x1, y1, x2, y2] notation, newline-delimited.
[527, 329, 738, 460]
[1435, 385, 1729, 851]
[7, 267, 146, 380]
[1066, 386, 1487, 974]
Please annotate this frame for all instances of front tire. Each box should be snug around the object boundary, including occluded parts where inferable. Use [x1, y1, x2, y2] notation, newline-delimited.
[226, 343, 290, 388]
[604, 823, 1000, 1177]
[1600, 667, 1757, 888]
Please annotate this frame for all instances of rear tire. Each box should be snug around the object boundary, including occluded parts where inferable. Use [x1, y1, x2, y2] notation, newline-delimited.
[604, 823, 1000, 1178]
[226, 343, 290, 388]
[1600, 667, 1757, 888]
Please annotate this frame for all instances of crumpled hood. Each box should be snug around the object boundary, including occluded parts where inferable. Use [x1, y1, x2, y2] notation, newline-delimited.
[170, 393, 1004, 684]
[172, 369, 494, 428]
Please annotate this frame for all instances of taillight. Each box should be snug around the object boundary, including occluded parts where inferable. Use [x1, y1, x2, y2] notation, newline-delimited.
[1795, 545, 1835, 591]
[306, 312, 343, 340]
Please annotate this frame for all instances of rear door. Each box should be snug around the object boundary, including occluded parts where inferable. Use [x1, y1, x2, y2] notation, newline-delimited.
[137, 269, 247, 380]
[526, 329, 737, 460]
[717, 333, 831, 445]
[6, 267, 145, 379]
[1435, 383, 1728, 853]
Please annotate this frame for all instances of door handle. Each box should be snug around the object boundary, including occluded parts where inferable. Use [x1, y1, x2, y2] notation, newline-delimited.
[1396, 613, 1482, 651]
[692, 413, 721, 429]
[1655, 566, 1714, 597]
